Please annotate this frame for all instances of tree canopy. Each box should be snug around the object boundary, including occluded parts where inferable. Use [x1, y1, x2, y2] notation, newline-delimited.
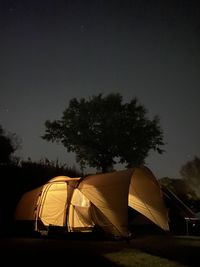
[180, 156, 200, 199]
[42, 93, 165, 172]
[0, 125, 15, 164]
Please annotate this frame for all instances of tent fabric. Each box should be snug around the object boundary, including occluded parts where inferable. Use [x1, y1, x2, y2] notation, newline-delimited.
[37, 177, 82, 229]
[15, 167, 169, 237]
[129, 166, 169, 231]
[78, 169, 133, 237]
[68, 188, 94, 231]
[38, 182, 68, 227]
[14, 186, 43, 221]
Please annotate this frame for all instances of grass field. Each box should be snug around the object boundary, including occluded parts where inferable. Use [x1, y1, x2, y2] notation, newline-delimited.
[0, 234, 199, 267]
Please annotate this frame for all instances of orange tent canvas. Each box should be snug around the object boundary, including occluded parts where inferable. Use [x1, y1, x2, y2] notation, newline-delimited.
[15, 166, 169, 238]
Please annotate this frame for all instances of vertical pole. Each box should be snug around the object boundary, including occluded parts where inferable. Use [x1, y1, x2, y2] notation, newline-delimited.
[185, 218, 189, 235]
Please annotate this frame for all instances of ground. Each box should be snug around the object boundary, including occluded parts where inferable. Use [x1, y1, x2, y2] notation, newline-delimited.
[0, 234, 199, 267]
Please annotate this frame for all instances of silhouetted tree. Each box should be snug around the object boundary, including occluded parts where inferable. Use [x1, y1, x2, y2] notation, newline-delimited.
[180, 156, 200, 200]
[0, 125, 19, 165]
[42, 93, 165, 172]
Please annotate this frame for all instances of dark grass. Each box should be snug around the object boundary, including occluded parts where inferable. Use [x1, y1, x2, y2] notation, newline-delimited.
[129, 235, 200, 267]
[0, 233, 200, 267]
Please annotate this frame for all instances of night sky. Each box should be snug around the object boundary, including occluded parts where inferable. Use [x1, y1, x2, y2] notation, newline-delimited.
[1, 0, 200, 178]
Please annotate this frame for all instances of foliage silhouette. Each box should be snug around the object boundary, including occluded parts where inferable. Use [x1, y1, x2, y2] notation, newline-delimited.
[180, 155, 200, 205]
[42, 93, 165, 172]
[0, 125, 16, 164]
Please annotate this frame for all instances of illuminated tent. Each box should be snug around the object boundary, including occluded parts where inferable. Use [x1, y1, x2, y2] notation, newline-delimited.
[15, 166, 169, 238]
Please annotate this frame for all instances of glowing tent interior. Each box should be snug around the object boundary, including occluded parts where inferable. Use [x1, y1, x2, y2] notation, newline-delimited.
[14, 166, 169, 238]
